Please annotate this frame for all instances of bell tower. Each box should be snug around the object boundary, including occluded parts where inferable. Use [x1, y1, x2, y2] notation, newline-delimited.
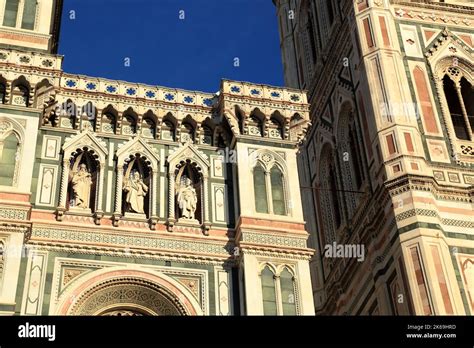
[0, 0, 64, 53]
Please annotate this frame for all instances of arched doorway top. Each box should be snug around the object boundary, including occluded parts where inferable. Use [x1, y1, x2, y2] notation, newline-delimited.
[56, 268, 202, 316]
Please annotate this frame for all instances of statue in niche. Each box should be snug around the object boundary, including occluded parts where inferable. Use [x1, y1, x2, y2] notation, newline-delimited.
[177, 177, 197, 220]
[124, 171, 148, 214]
[70, 163, 92, 209]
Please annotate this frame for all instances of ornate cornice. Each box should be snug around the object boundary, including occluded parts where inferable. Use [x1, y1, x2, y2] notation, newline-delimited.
[385, 174, 473, 203]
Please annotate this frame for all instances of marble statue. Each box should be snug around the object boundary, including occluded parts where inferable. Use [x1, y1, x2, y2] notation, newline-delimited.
[124, 171, 148, 214]
[177, 177, 197, 219]
[71, 163, 92, 208]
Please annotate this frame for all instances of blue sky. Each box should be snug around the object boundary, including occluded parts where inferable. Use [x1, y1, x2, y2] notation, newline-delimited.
[58, 0, 283, 93]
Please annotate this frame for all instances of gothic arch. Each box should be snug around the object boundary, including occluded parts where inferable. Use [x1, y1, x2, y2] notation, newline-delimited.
[199, 117, 215, 146]
[434, 57, 473, 85]
[161, 112, 177, 141]
[269, 111, 285, 139]
[249, 148, 288, 175]
[34, 78, 53, 109]
[0, 117, 24, 187]
[180, 115, 197, 143]
[335, 101, 361, 218]
[121, 107, 138, 136]
[432, 56, 474, 150]
[113, 136, 160, 226]
[167, 142, 210, 230]
[57, 131, 108, 221]
[55, 268, 202, 316]
[101, 104, 118, 134]
[258, 262, 278, 275]
[141, 110, 158, 139]
[317, 142, 341, 246]
[248, 108, 265, 137]
[10, 75, 31, 107]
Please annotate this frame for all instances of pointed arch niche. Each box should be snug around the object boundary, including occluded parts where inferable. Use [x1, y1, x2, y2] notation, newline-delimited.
[167, 142, 211, 234]
[336, 101, 365, 219]
[57, 131, 108, 224]
[0, 117, 24, 187]
[113, 136, 160, 229]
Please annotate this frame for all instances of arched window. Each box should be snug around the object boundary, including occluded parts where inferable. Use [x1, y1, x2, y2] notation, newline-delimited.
[0, 83, 5, 104]
[3, 0, 19, 27]
[0, 132, 19, 186]
[181, 122, 194, 143]
[443, 75, 468, 140]
[141, 117, 156, 139]
[261, 266, 277, 315]
[248, 115, 263, 137]
[254, 165, 268, 214]
[440, 64, 474, 141]
[271, 166, 286, 215]
[161, 120, 175, 141]
[268, 118, 283, 139]
[280, 268, 296, 315]
[21, 0, 36, 29]
[235, 106, 244, 134]
[11, 84, 29, 107]
[101, 113, 116, 134]
[81, 102, 96, 132]
[253, 156, 289, 216]
[215, 133, 226, 148]
[122, 114, 137, 135]
[201, 126, 213, 145]
[59, 99, 77, 129]
[461, 77, 474, 133]
[34, 79, 53, 109]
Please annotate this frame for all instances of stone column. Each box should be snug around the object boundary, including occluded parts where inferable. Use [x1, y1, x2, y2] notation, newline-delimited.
[58, 158, 70, 208]
[94, 163, 105, 224]
[274, 274, 283, 315]
[203, 176, 210, 222]
[57, 157, 70, 221]
[112, 164, 123, 226]
[169, 172, 175, 218]
[454, 81, 473, 141]
[149, 170, 159, 230]
[96, 163, 105, 210]
[167, 172, 176, 231]
[434, 76, 457, 157]
[152, 170, 158, 217]
[264, 170, 273, 214]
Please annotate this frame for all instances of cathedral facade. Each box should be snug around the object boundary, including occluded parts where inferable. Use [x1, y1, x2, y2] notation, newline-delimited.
[0, 0, 316, 315]
[274, 0, 473, 314]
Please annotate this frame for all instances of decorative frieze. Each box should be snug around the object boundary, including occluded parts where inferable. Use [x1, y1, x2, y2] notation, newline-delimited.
[30, 225, 233, 257]
[241, 231, 308, 249]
